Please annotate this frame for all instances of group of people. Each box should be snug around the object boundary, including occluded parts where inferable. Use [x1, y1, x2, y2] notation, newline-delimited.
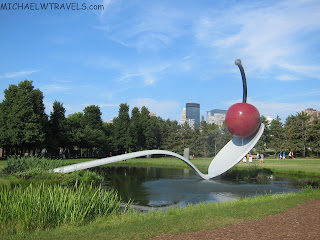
[243, 152, 264, 163]
[277, 151, 294, 160]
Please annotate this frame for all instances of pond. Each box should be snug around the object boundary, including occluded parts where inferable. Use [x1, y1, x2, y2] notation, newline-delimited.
[93, 166, 304, 210]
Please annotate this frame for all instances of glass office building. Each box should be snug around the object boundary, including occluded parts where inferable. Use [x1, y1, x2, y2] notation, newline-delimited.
[186, 103, 200, 126]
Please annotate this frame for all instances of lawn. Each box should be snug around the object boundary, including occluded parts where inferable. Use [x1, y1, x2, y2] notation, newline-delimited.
[235, 158, 320, 176]
[3, 188, 320, 240]
[1, 156, 320, 239]
[2, 156, 319, 177]
[101, 156, 320, 177]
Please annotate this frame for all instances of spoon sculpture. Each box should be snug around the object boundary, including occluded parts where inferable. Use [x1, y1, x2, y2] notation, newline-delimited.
[53, 60, 264, 179]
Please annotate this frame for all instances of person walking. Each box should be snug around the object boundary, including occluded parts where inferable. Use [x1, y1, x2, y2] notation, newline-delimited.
[259, 153, 264, 163]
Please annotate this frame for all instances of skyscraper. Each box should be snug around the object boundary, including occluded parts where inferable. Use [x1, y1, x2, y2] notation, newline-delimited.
[206, 109, 227, 126]
[186, 103, 200, 126]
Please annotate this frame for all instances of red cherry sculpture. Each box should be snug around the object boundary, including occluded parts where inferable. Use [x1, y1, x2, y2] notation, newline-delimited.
[225, 103, 260, 138]
[225, 59, 261, 138]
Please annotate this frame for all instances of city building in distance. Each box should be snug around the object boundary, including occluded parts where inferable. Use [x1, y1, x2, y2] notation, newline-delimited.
[206, 109, 227, 126]
[179, 108, 187, 124]
[186, 103, 200, 126]
[301, 108, 320, 121]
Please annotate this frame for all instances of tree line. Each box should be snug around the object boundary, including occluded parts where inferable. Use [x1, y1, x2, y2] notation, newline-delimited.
[0, 80, 319, 158]
[256, 113, 320, 157]
[0, 80, 231, 158]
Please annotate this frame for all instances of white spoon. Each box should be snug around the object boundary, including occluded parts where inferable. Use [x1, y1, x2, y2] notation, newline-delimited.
[53, 123, 264, 179]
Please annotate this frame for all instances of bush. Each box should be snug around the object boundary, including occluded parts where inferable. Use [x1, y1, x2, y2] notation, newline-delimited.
[222, 166, 273, 180]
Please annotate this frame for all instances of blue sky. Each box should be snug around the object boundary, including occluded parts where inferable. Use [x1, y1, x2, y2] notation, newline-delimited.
[1, 0, 320, 122]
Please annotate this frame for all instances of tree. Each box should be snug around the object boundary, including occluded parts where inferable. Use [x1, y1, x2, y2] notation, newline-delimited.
[0, 80, 48, 155]
[65, 112, 86, 157]
[284, 113, 310, 157]
[199, 119, 219, 157]
[113, 103, 131, 154]
[213, 124, 233, 155]
[102, 122, 114, 155]
[83, 105, 103, 130]
[255, 116, 271, 153]
[178, 122, 194, 152]
[310, 116, 320, 157]
[145, 115, 158, 149]
[162, 120, 180, 153]
[48, 101, 67, 155]
[129, 107, 142, 151]
[269, 116, 284, 156]
[140, 106, 150, 149]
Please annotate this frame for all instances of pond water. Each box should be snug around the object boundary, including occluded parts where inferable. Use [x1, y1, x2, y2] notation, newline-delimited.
[93, 166, 303, 209]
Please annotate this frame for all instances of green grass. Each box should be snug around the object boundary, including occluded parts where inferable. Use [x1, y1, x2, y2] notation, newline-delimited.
[1, 156, 320, 239]
[235, 158, 320, 177]
[0, 159, 6, 170]
[102, 156, 320, 177]
[4, 188, 320, 240]
[3, 156, 319, 176]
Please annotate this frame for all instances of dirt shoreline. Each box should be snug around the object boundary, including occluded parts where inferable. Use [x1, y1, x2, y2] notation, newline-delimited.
[151, 199, 320, 240]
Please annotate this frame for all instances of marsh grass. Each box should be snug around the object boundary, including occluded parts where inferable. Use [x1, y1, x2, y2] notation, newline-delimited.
[0, 182, 126, 234]
[221, 165, 274, 180]
[1, 157, 104, 186]
[3, 156, 63, 174]
[8, 188, 320, 240]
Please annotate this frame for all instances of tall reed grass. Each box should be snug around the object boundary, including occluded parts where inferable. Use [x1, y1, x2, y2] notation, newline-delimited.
[0, 182, 125, 234]
[221, 165, 273, 180]
[3, 156, 63, 174]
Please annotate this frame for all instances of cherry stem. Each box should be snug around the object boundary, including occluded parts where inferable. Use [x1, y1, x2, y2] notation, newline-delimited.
[235, 59, 247, 103]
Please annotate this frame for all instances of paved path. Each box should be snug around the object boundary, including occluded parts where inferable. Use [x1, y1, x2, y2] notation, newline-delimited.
[151, 199, 320, 240]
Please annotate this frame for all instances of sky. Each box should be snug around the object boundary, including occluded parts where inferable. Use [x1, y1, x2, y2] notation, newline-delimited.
[1, 0, 320, 122]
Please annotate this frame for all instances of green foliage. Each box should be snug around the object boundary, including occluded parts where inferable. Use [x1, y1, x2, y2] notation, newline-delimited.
[0, 183, 124, 234]
[3, 156, 63, 174]
[268, 116, 284, 155]
[222, 166, 274, 180]
[8, 189, 320, 240]
[113, 103, 131, 153]
[1, 80, 320, 159]
[0, 80, 47, 151]
[48, 101, 67, 154]
[255, 115, 271, 152]
[309, 115, 320, 156]
[62, 170, 104, 186]
[284, 112, 310, 157]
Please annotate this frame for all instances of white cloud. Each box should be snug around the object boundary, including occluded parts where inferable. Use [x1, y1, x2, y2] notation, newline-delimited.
[96, 103, 119, 108]
[278, 63, 320, 79]
[143, 73, 155, 86]
[194, 0, 320, 74]
[130, 98, 181, 120]
[99, 0, 112, 18]
[0, 70, 40, 79]
[97, 2, 189, 51]
[251, 100, 320, 121]
[41, 84, 71, 94]
[223, 97, 320, 121]
[275, 75, 299, 81]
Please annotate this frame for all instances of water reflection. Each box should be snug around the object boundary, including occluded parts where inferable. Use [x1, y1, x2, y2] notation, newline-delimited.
[93, 166, 302, 208]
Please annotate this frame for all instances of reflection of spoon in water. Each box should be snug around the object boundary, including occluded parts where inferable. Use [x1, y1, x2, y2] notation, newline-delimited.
[54, 60, 264, 179]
